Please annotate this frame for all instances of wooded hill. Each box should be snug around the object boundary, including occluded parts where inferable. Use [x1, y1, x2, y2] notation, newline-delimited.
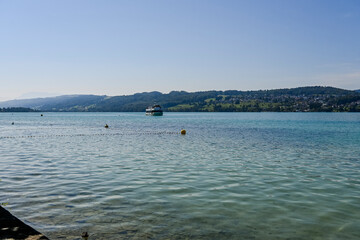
[0, 86, 359, 112]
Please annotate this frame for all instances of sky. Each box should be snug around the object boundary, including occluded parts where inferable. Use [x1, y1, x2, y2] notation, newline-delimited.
[0, 0, 360, 100]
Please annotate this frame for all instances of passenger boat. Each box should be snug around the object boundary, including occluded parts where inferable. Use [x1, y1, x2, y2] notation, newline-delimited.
[146, 105, 163, 116]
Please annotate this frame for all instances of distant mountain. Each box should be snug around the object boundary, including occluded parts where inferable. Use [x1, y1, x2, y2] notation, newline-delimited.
[0, 86, 359, 112]
[0, 95, 106, 111]
[16, 92, 62, 99]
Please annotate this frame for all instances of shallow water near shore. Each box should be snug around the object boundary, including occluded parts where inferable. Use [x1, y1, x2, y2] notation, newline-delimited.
[1, 112, 360, 239]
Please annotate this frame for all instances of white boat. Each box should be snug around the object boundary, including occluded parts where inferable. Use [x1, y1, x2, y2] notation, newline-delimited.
[146, 105, 163, 116]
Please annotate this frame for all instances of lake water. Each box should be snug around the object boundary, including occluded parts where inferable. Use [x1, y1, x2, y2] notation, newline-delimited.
[0, 112, 360, 239]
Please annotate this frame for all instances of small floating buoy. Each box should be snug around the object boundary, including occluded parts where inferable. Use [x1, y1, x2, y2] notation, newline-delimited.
[104, 124, 109, 128]
[81, 232, 89, 239]
[180, 129, 186, 135]
[11, 122, 14, 125]
[40, 114, 43, 116]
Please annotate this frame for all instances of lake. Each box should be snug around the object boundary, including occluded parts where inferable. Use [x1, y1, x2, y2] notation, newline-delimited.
[1, 112, 360, 239]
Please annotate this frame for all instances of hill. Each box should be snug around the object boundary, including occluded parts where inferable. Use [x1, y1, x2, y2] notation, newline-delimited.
[0, 86, 359, 112]
[0, 95, 106, 111]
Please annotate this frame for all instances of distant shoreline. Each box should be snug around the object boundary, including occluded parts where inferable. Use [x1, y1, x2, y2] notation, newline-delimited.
[0, 86, 359, 112]
[0, 107, 38, 112]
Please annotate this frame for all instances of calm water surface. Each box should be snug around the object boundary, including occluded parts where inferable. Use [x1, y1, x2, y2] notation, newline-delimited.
[0, 112, 360, 239]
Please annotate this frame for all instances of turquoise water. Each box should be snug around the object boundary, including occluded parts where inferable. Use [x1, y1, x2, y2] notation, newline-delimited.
[0, 112, 360, 239]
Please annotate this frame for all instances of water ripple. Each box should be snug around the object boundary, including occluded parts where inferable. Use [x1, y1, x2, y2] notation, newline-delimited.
[0, 112, 360, 239]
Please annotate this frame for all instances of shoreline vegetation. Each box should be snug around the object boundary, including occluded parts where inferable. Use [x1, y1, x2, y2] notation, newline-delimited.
[0, 107, 38, 112]
[1, 86, 360, 112]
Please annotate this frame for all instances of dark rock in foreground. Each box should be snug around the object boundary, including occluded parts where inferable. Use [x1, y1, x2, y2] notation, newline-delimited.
[0, 206, 48, 240]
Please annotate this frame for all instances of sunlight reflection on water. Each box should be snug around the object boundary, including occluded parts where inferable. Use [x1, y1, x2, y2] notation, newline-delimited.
[1, 112, 360, 239]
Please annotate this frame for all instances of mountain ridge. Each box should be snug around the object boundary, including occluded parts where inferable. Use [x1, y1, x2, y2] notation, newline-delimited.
[1, 86, 359, 112]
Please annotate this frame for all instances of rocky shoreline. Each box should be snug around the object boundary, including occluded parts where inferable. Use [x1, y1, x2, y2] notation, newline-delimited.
[0, 206, 48, 240]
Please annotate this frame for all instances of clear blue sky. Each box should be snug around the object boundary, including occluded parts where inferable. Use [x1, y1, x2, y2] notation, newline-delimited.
[0, 0, 359, 100]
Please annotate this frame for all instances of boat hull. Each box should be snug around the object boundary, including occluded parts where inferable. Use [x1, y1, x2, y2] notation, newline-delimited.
[146, 104, 163, 116]
[146, 111, 163, 116]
